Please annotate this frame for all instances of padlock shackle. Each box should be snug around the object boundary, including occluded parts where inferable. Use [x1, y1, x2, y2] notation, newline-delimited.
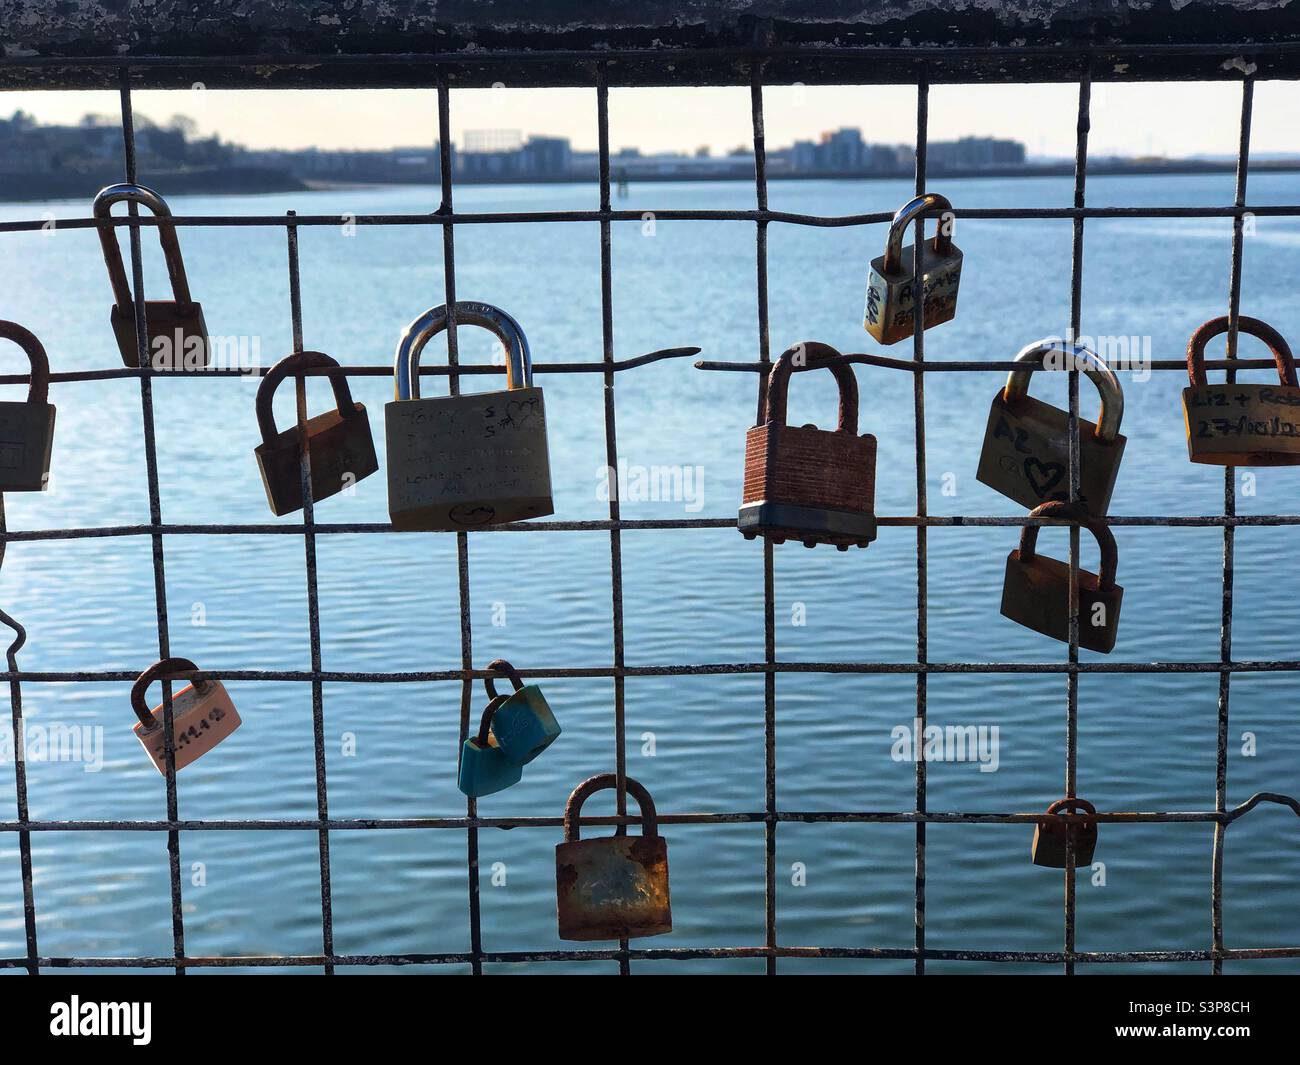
[394, 301, 532, 401]
[759, 342, 859, 436]
[131, 656, 207, 730]
[1018, 501, 1119, 591]
[1186, 315, 1298, 388]
[0, 321, 51, 406]
[1002, 339, 1125, 443]
[563, 773, 659, 842]
[255, 350, 360, 444]
[474, 694, 512, 747]
[92, 183, 195, 310]
[1044, 796, 1097, 818]
[483, 658, 524, 700]
[881, 192, 955, 276]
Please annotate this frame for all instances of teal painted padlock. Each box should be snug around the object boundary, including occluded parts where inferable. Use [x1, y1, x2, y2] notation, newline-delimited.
[483, 658, 561, 766]
[457, 694, 522, 798]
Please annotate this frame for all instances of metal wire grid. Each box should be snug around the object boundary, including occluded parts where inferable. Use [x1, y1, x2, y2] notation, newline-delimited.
[0, 55, 1299, 975]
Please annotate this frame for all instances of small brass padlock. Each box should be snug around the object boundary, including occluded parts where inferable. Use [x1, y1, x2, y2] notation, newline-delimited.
[739, 342, 877, 550]
[483, 658, 561, 766]
[1031, 797, 1098, 868]
[1001, 500, 1123, 653]
[0, 321, 56, 492]
[1182, 315, 1300, 466]
[556, 773, 671, 941]
[863, 192, 962, 345]
[385, 302, 553, 531]
[93, 183, 208, 369]
[253, 350, 379, 516]
[132, 657, 241, 774]
[457, 694, 523, 798]
[976, 339, 1127, 515]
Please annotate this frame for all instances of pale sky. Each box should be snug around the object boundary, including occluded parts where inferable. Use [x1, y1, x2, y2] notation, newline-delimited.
[4, 81, 1297, 158]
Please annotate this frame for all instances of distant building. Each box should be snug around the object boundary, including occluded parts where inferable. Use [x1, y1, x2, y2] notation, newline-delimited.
[927, 136, 1026, 168]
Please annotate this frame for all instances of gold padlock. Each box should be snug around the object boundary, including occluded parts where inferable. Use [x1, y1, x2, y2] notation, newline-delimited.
[863, 192, 962, 345]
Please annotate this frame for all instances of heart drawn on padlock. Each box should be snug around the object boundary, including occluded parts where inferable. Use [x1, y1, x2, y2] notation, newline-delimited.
[507, 398, 540, 426]
[1023, 456, 1065, 498]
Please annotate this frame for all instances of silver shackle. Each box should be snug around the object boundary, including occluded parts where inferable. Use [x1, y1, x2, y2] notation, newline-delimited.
[1003, 338, 1124, 443]
[394, 301, 532, 401]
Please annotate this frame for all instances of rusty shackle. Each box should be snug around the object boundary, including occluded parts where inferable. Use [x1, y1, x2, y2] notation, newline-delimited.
[255, 351, 361, 445]
[1186, 315, 1298, 388]
[92, 183, 196, 310]
[484, 658, 525, 700]
[1018, 501, 1120, 591]
[1044, 796, 1097, 819]
[131, 656, 207, 730]
[758, 342, 859, 435]
[394, 301, 532, 401]
[563, 773, 660, 842]
[474, 694, 513, 747]
[0, 321, 51, 406]
[1003, 338, 1125, 443]
[881, 192, 955, 276]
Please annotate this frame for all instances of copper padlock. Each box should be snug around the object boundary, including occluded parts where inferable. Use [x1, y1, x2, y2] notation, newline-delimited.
[93, 183, 208, 369]
[863, 192, 962, 345]
[1182, 315, 1300, 466]
[556, 773, 671, 942]
[0, 321, 56, 492]
[254, 350, 379, 516]
[1000, 500, 1123, 653]
[1031, 797, 1098, 868]
[739, 342, 877, 550]
[976, 339, 1126, 515]
[131, 657, 241, 774]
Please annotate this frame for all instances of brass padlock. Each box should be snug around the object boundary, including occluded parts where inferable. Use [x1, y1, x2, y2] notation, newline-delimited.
[132, 657, 242, 774]
[976, 339, 1127, 515]
[1031, 797, 1098, 868]
[93, 183, 208, 369]
[1000, 500, 1123, 653]
[556, 773, 672, 942]
[863, 192, 962, 345]
[254, 350, 379, 516]
[1182, 315, 1300, 466]
[0, 321, 56, 492]
[384, 302, 553, 531]
[739, 342, 877, 550]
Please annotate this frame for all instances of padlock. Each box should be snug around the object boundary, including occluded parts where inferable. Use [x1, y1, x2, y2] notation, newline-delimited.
[253, 350, 379, 516]
[976, 339, 1127, 515]
[457, 695, 523, 797]
[863, 192, 963, 345]
[739, 342, 877, 550]
[131, 657, 241, 774]
[1001, 500, 1123, 653]
[0, 321, 56, 492]
[555, 773, 671, 941]
[1182, 315, 1300, 466]
[93, 182, 208, 369]
[1031, 797, 1098, 868]
[385, 301, 553, 531]
[483, 658, 561, 766]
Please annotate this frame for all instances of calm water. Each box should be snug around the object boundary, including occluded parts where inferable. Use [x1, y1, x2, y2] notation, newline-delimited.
[1, 172, 1299, 975]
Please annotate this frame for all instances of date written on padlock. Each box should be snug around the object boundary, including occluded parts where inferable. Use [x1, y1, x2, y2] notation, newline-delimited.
[131, 657, 241, 774]
[864, 193, 962, 346]
[1031, 797, 1099, 868]
[0, 321, 56, 492]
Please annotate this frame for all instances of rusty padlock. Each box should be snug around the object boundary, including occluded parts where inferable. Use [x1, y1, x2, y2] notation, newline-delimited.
[1000, 500, 1123, 653]
[384, 302, 553, 531]
[254, 350, 379, 516]
[976, 339, 1127, 515]
[0, 321, 56, 492]
[93, 183, 208, 369]
[131, 657, 242, 774]
[739, 342, 877, 550]
[556, 773, 672, 942]
[1182, 315, 1300, 466]
[863, 192, 962, 345]
[1031, 797, 1098, 868]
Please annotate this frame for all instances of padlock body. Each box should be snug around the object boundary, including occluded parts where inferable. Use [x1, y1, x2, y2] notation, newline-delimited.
[385, 386, 553, 531]
[457, 738, 523, 797]
[255, 403, 379, 516]
[491, 685, 561, 766]
[1182, 383, 1300, 466]
[740, 422, 877, 548]
[1001, 550, 1123, 653]
[0, 400, 55, 492]
[111, 301, 209, 369]
[863, 242, 963, 345]
[976, 392, 1126, 515]
[133, 680, 241, 774]
[1032, 818, 1098, 868]
[555, 835, 672, 941]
